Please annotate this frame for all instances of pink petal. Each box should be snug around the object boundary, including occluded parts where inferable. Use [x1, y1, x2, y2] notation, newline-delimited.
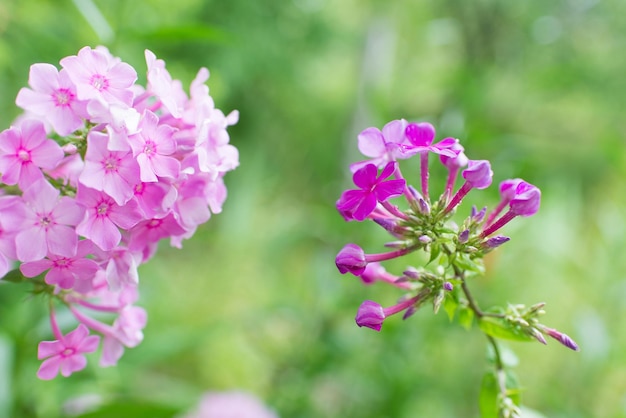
[37, 357, 61, 380]
[45, 267, 75, 289]
[16, 228, 47, 262]
[20, 259, 53, 278]
[38, 340, 63, 359]
[357, 128, 385, 158]
[46, 225, 78, 257]
[60, 355, 87, 377]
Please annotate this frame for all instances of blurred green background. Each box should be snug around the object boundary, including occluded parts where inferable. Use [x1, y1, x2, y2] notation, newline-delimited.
[0, 0, 625, 417]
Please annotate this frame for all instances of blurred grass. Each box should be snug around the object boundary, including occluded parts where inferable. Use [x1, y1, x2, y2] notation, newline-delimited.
[1, 0, 626, 417]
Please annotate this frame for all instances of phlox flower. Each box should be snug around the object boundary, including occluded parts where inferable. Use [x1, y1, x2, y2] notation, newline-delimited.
[127, 213, 186, 257]
[15, 64, 87, 136]
[37, 323, 100, 380]
[145, 49, 186, 118]
[128, 110, 180, 182]
[60, 46, 137, 107]
[336, 162, 405, 221]
[20, 240, 99, 289]
[12, 179, 84, 262]
[183, 391, 278, 418]
[350, 119, 412, 172]
[75, 185, 143, 251]
[0, 120, 64, 188]
[79, 131, 140, 205]
[100, 306, 147, 367]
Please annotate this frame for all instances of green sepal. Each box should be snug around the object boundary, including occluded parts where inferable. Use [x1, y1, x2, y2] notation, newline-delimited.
[428, 242, 441, 264]
[479, 317, 535, 342]
[453, 254, 484, 275]
[1, 269, 26, 284]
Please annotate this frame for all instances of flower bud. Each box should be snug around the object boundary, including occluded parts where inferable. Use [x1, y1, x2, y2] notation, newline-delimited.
[405, 122, 435, 147]
[482, 235, 510, 249]
[510, 181, 541, 217]
[335, 243, 367, 275]
[458, 229, 470, 244]
[462, 160, 493, 189]
[355, 300, 385, 331]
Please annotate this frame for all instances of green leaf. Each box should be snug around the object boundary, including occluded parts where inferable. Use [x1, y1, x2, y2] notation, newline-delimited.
[428, 243, 441, 264]
[443, 294, 458, 321]
[479, 371, 499, 418]
[458, 305, 475, 330]
[479, 317, 534, 342]
[453, 254, 484, 274]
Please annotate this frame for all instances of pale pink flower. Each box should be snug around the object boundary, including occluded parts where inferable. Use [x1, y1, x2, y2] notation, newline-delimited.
[145, 49, 186, 118]
[100, 306, 147, 367]
[128, 110, 180, 182]
[60, 46, 137, 106]
[128, 213, 186, 254]
[79, 131, 140, 205]
[13, 179, 84, 262]
[37, 323, 100, 380]
[0, 120, 64, 188]
[20, 240, 99, 289]
[75, 185, 143, 251]
[0, 196, 21, 278]
[15, 64, 87, 136]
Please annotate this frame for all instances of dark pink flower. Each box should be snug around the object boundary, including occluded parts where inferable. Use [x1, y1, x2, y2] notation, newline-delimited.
[336, 162, 405, 221]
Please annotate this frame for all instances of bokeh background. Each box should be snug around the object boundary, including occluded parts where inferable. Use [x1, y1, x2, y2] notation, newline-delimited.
[0, 0, 625, 417]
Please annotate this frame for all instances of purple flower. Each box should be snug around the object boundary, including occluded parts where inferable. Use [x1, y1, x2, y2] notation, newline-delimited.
[336, 162, 405, 221]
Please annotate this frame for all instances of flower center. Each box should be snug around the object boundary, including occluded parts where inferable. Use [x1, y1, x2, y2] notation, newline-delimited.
[17, 149, 30, 162]
[97, 201, 110, 216]
[90, 74, 109, 91]
[147, 218, 162, 229]
[104, 156, 118, 171]
[143, 141, 155, 156]
[53, 88, 73, 106]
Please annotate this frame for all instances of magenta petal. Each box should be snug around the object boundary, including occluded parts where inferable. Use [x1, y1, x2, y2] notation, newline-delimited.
[352, 164, 377, 189]
[378, 161, 397, 180]
[353, 194, 377, 221]
[374, 179, 406, 202]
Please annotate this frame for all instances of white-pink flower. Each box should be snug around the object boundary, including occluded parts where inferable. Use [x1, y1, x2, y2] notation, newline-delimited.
[60, 46, 137, 107]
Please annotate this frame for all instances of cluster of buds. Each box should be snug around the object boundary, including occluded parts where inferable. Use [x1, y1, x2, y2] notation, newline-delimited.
[0, 46, 238, 379]
[334, 119, 577, 352]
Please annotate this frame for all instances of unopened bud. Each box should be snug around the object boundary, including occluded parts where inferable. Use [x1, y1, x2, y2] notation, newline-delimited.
[458, 229, 470, 244]
[418, 198, 430, 215]
[482, 235, 510, 249]
[432, 289, 445, 314]
[418, 235, 431, 244]
[443, 281, 454, 291]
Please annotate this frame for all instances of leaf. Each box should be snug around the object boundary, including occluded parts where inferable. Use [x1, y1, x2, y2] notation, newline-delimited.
[479, 317, 534, 342]
[458, 305, 475, 330]
[428, 243, 441, 264]
[443, 294, 458, 321]
[479, 371, 499, 418]
[453, 254, 484, 274]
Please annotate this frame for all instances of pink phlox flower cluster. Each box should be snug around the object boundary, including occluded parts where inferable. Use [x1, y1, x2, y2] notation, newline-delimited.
[336, 120, 541, 331]
[1, 46, 238, 378]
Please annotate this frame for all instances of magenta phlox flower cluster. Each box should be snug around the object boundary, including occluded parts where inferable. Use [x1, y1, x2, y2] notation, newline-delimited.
[335, 119, 541, 331]
[1, 46, 238, 379]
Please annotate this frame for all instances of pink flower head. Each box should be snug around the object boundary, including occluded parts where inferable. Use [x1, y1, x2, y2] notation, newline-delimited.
[350, 119, 412, 171]
[20, 240, 99, 289]
[0, 120, 64, 188]
[15, 64, 87, 136]
[60, 46, 137, 106]
[13, 179, 84, 262]
[128, 110, 180, 182]
[79, 131, 140, 205]
[462, 160, 493, 189]
[37, 323, 100, 380]
[336, 162, 405, 221]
